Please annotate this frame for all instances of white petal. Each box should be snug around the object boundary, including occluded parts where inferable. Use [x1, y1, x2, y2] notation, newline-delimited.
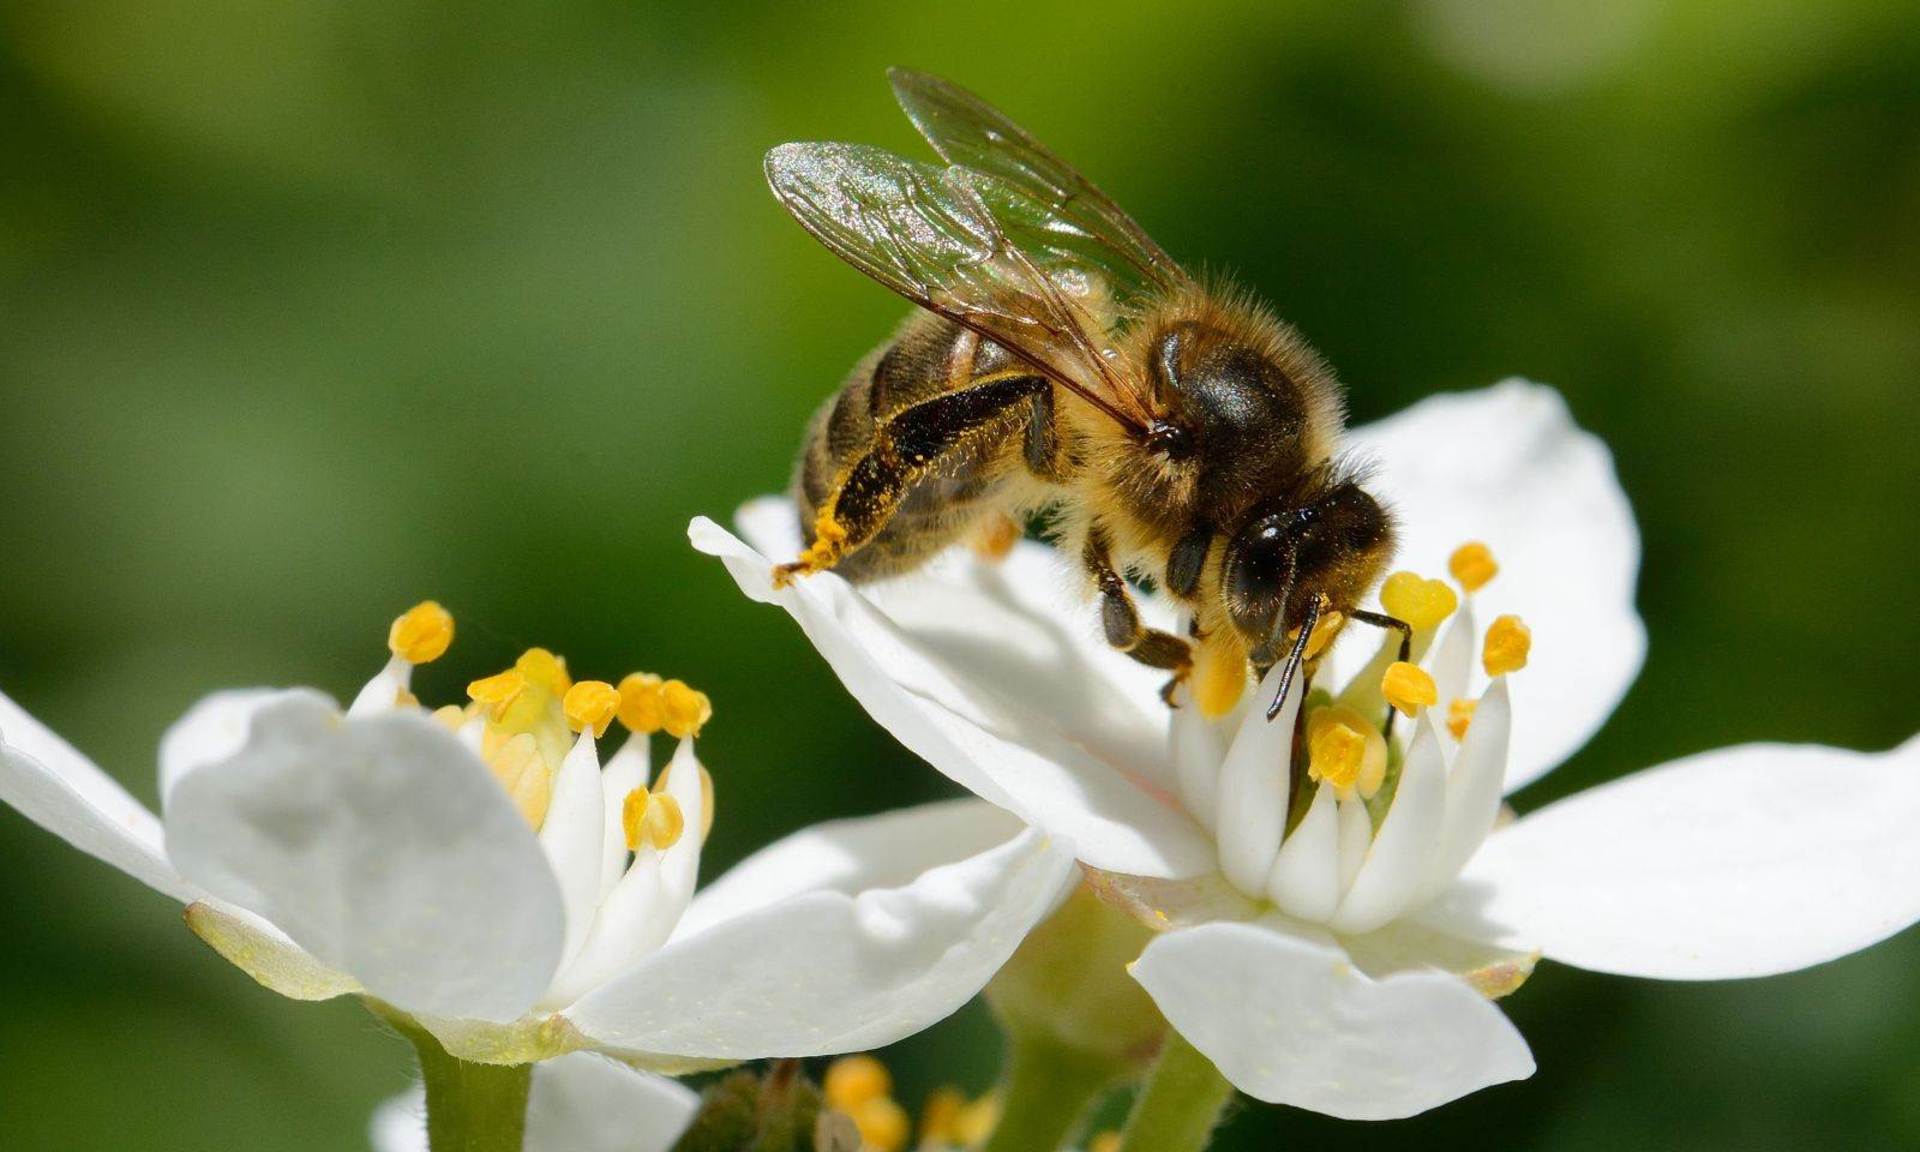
[1169, 688, 1223, 834]
[540, 734, 609, 967]
[159, 688, 284, 803]
[598, 736, 648, 900]
[368, 1054, 699, 1152]
[164, 693, 566, 1022]
[1419, 678, 1512, 903]
[675, 798, 1025, 939]
[1440, 735, 1920, 979]
[563, 818, 1076, 1059]
[1131, 919, 1534, 1120]
[1332, 717, 1446, 934]
[348, 657, 411, 718]
[0, 685, 195, 902]
[1346, 380, 1644, 793]
[1267, 782, 1340, 922]
[652, 739, 707, 914]
[1214, 662, 1301, 896]
[525, 1053, 701, 1152]
[691, 511, 1212, 878]
[185, 899, 360, 1001]
[1336, 794, 1370, 894]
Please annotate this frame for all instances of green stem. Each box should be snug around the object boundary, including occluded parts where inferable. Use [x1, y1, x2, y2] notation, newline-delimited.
[980, 1029, 1117, 1152]
[393, 1017, 532, 1152]
[1118, 1031, 1235, 1152]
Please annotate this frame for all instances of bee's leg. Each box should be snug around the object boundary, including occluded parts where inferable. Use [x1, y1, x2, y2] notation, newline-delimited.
[1022, 382, 1072, 482]
[775, 374, 1049, 586]
[1347, 608, 1413, 739]
[1084, 528, 1194, 682]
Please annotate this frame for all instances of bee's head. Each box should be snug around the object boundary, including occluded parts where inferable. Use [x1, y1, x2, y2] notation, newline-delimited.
[1222, 478, 1395, 652]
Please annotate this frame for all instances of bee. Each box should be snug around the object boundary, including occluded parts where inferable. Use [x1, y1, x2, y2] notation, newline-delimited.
[766, 70, 1409, 721]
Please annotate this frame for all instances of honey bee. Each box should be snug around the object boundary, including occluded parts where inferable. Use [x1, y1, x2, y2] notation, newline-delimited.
[767, 70, 1409, 720]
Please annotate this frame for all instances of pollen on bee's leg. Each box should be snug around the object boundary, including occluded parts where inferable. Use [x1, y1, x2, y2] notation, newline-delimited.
[1449, 542, 1499, 593]
[1380, 572, 1458, 631]
[1381, 661, 1438, 717]
[774, 508, 849, 587]
[1483, 614, 1532, 676]
[1447, 697, 1478, 740]
[387, 601, 454, 665]
[1287, 611, 1346, 660]
[562, 680, 621, 739]
[622, 787, 685, 852]
[1192, 629, 1248, 718]
[968, 512, 1022, 562]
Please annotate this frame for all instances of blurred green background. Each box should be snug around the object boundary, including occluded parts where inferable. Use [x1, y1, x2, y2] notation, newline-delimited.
[2, 0, 1917, 1148]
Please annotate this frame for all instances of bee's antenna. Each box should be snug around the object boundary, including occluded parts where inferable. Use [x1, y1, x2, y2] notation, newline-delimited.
[1266, 591, 1321, 722]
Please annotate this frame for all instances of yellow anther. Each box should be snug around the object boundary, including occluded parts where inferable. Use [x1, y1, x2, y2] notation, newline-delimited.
[615, 672, 664, 733]
[388, 600, 454, 664]
[699, 763, 715, 841]
[919, 1087, 966, 1144]
[1447, 697, 1478, 741]
[1090, 1132, 1123, 1152]
[1450, 541, 1499, 593]
[621, 788, 684, 853]
[430, 704, 467, 732]
[1380, 571, 1459, 631]
[1483, 614, 1532, 676]
[659, 680, 713, 739]
[847, 1097, 909, 1152]
[954, 1092, 1002, 1146]
[1381, 661, 1438, 718]
[562, 680, 621, 738]
[515, 647, 573, 696]
[824, 1055, 892, 1111]
[1306, 704, 1388, 800]
[467, 669, 528, 719]
[489, 733, 553, 829]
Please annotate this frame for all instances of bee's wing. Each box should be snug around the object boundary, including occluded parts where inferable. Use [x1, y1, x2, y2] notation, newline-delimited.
[888, 68, 1193, 303]
[766, 141, 1155, 435]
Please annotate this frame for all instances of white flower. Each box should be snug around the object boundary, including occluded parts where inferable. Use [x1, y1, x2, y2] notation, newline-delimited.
[0, 604, 1075, 1069]
[370, 1052, 700, 1152]
[693, 379, 1920, 1119]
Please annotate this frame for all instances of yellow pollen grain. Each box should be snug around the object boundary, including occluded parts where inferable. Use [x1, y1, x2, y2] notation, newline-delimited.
[616, 672, 664, 733]
[824, 1055, 892, 1111]
[848, 1096, 909, 1152]
[1193, 628, 1248, 718]
[1380, 572, 1459, 631]
[1450, 541, 1499, 593]
[515, 647, 572, 696]
[388, 600, 454, 664]
[1287, 610, 1346, 660]
[1483, 615, 1532, 676]
[621, 787, 685, 853]
[1447, 697, 1478, 741]
[1382, 661, 1438, 717]
[467, 669, 528, 719]
[1090, 1133, 1123, 1152]
[562, 680, 621, 738]
[659, 680, 713, 739]
[1307, 704, 1388, 800]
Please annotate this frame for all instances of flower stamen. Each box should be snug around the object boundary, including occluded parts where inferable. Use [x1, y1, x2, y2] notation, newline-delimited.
[562, 680, 621, 738]
[1381, 661, 1438, 717]
[824, 1056, 908, 1152]
[622, 787, 685, 852]
[1483, 615, 1532, 676]
[514, 647, 573, 696]
[1307, 704, 1388, 800]
[1380, 572, 1458, 631]
[467, 669, 528, 720]
[1447, 697, 1478, 740]
[387, 601, 454, 665]
[1449, 541, 1499, 592]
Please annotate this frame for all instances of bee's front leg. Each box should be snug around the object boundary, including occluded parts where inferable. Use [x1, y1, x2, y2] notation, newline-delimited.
[1084, 527, 1193, 679]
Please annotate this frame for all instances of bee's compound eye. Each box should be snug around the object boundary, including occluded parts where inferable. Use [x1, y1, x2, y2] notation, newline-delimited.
[1224, 513, 1295, 615]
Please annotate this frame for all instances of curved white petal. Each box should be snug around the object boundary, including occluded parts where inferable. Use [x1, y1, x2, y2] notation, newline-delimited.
[1214, 663, 1302, 896]
[164, 693, 566, 1022]
[368, 1053, 699, 1152]
[598, 737, 649, 899]
[1419, 678, 1512, 903]
[185, 899, 359, 1001]
[1132, 919, 1534, 1120]
[1169, 684, 1224, 835]
[1331, 717, 1446, 934]
[1345, 380, 1644, 793]
[1440, 735, 1920, 979]
[0, 686, 195, 902]
[1427, 603, 1477, 730]
[541, 734, 609, 967]
[563, 818, 1076, 1060]
[159, 688, 285, 804]
[691, 511, 1212, 879]
[1268, 783, 1340, 922]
